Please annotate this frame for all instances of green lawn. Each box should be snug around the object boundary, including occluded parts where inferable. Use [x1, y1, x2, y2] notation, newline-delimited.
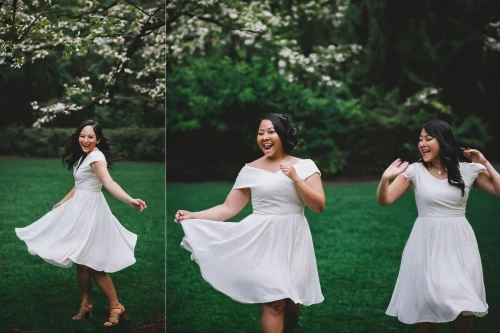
[0, 158, 165, 333]
[167, 180, 500, 333]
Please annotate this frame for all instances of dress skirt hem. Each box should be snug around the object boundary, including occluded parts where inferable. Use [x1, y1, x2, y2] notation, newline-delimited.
[16, 229, 137, 273]
[385, 216, 488, 324]
[181, 235, 323, 306]
[386, 308, 488, 325]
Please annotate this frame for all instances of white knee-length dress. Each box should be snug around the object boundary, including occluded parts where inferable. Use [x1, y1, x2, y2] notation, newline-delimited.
[180, 159, 324, 305]
[386, 161, 488, 323]
[15, 150, 137, 273]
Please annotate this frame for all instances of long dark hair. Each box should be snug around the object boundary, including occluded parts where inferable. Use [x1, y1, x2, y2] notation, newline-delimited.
[419, 119, 467, 196]
[260, 113, 299, 154]
[62, 120, 114, 169]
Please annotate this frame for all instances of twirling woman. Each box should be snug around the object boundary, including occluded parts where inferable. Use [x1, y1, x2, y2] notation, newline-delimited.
[377, 119, 500, 333]
[16, 119, 147, 327]
[175, 114, 325, 332]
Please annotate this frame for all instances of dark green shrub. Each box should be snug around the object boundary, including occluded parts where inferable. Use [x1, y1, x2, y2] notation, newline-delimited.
[0, 127, 165, 161]
[167, 56, 490, 181]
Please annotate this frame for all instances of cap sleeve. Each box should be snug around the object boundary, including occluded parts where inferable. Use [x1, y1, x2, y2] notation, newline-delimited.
[402, 162, 419, 181]
[296, 159, 321, 180]
[232, 165, 262, 189]
[79, 151, 107, 169]
[462, 162, 486, 188]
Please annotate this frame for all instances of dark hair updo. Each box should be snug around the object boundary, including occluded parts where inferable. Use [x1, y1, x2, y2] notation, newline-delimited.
[260, 113, 299, 154]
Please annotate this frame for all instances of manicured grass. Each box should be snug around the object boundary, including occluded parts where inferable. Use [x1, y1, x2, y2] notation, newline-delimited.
[167, 180, 500, 333]
[0, 158, 165, 333]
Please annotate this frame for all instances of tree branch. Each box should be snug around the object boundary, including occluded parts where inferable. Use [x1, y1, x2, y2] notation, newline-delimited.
[145, 6, 163, 26]
[74, 37, 139, 110]
[108, 33, 143, 98]
[79, 44, 91, 77]
[123, 0, 150, 17]
[114, 95, 158, 103]
[105, 10, 164, 98]
[141, 21, 165, 34]
[18, 4, 53, 42]
[29, 0, 164, 117]
[10, 0, 18, 43]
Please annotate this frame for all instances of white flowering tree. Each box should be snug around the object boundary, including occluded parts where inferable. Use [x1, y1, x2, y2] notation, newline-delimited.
[0, 0, 165, 127]
[167, 0, 375, 179]
[167, 0, 499, 179]
[167, 0, 361, 88]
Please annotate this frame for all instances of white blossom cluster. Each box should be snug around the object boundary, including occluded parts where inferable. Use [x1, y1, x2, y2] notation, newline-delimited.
[276, 41, 361, 86]
[404, 87, 441, 106]
[33, 103, 81, 127]
[485, 21, 500, 51]
[288, 0, 349, 27]
[65, 76, 93, 96]
[168, 0, 359, 88]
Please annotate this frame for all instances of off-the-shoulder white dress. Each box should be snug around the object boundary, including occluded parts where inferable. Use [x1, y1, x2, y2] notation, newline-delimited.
[180, 159, 324, 305]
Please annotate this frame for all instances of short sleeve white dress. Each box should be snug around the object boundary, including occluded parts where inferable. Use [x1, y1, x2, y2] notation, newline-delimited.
[180, 159, 324, 305]
[386, 161, 488, 323]
[15, 150, 137, 273]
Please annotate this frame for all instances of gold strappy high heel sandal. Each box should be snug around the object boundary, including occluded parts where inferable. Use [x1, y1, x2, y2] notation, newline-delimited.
[72, 303, 93, 320]
[104, 303, 128, 327]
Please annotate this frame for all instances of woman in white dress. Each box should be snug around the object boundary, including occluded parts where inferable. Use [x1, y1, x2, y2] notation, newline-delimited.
[15, 120, 147, 327]
[174, 113, 325, 333]
[376, 119, 500, 333]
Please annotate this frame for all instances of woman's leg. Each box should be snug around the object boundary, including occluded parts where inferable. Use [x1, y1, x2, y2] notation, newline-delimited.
[283, 299, 301, 333]
[76, 264, 92, 303]
[87, 268, 120, 306]
[72, 264, 93, 320]
[417, 322, 437, 333]
[261, 299, 287, 333]
[453, 313, 474, 333]
[87, 268, 126, 326]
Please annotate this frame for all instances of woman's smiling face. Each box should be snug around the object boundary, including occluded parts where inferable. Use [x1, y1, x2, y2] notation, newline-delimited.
[257, 119, 284, 157]
[418, 128, 440, 163]
[79, 125, 99, 154]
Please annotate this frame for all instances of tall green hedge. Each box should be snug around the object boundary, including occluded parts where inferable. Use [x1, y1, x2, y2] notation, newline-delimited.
[167, 56, 490, 181]
[0, 127, 165, 162]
